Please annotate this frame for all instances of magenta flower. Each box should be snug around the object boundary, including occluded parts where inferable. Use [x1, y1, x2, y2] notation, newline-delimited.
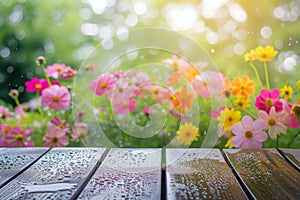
[255, 89, 283, 113]
[41, 85, 70, 110]
[71, 123, 88, 142]
[43, 126, 69, 147]
[25, 78, 49, 94]
[0, 124, 11, 137]
[232, 116, 267, 149]
[258, 106, 288, 139]
[45, 63, 67, 79]
[3, 126, 34, 147]
[0, 105, 10, 119]
[143, 108, 153, 115]
[90, 72, 116, 96]
[50, 116, 70, 133]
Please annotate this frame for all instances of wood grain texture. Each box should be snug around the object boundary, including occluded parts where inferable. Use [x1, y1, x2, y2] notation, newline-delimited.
[78, 148, 161, 200]
[224, 149, 300, 200]
[166, 148, 247, 200]
[279, 148, 300, 171]
[0, 148, 105, 200]
[0, 148, 49, 188]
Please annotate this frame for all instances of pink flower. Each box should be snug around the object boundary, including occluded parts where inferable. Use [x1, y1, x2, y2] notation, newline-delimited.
[113, 99, 136, 115]
[210, 106, 228, 118]
[43, 126, 69, 147]
[59, 66, 77, 80]
[232, 116, 267, 149]
[41, 85, 70, 110]
[258, 106, 288, 139]
[3, 126, 34, 147]
[45, 63, 67, 79]
[0, 124, 11, 137]
[50, 116, 70, 133]
[281, 99, 300, 128]
[71, 123, 88, 142]
[143, 108, 153, 115]
[25, 78, 49, 94]
[255, 89, 283, 113]
[191, 71, 224, 100]
[0, 106, 10, 119]
[107, 78, 133, 104]
[162, 55, 189, 74]
[90, 72, 116, 96]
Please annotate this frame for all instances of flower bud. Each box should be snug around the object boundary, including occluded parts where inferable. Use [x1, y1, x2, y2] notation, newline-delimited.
[36, 56, 46, 65]
[9, 89, 19, 99]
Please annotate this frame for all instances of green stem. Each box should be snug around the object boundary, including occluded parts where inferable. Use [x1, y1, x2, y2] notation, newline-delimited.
[36, 91, 44, 117]
[14, 98, 20, 106]
[249, 62, 264, 89]
[40, 64, 51, 86]
[276, 135, 279, 148]
[263, 62, 270, 90]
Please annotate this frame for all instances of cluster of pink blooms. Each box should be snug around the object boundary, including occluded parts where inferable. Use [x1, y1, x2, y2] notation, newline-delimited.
[0, 59, 88, 147]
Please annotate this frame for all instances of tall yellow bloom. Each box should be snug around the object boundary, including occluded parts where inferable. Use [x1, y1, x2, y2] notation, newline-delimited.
[234, 96, 250, 110]
[217, 108, 241, 131]
[176, 122, 200, 145]
[296, 80, 300, 89]
[255, 46, 278, 62]
[225, 136, 234, 149]
[231, 76, 255, 99]
[280, 85, 293, 100]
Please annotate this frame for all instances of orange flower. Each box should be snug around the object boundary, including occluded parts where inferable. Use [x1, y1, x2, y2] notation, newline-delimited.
[231, 76, 255, 99]
[184, 65, 200, 82]
[174, 87, 194, 112]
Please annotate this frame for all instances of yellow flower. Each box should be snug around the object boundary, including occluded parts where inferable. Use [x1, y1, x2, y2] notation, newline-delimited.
[176, 122, 200, 145]
[244, 49, 257, 62]
[225, 136, 234, 149]
[291, 104, 300, 122]
[280, 85, 293, 100]
[296, 80, 300, 89]
[255, 45, 278, 62]
[234, 96, 250, 110]
[217, 108, 241, 131]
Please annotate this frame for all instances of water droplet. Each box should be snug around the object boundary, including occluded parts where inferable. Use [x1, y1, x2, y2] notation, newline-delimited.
[211, 48, 215, 54]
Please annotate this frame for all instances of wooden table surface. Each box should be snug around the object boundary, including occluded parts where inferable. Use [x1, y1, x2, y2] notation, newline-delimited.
[0, 148, 299, 200]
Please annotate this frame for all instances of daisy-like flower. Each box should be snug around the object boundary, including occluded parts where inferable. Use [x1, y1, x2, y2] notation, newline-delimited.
[0, 105, 10, 119]
[231, 76, 255, 99]
[258, 106, 288, 139]
[174, 87, 194, 112]
[281, 100, 299, 128]
[234, 96, 250, 110]
[223, 77, 232, 98]
[162, 55, 189, 73]
[3, 126, 34, 147]
[255, 46, 278, 62]
[255, 89, 283, 113]
[25, 78, 49, 95]
[59, 66, 77, 80]
[291, 103, 300, 124]
[90, 72, 116, 96]
[176, 122, 200, 145]
[217, 108, 241, 131]
[232, 116, 267, 149]
[280, 85, 293, 100]
[244, 49, 258, 62]
[107, 78, 133, 104]
[183, 65, 200, 82]
[50, 116, 70, 133]
[113, 99, 136, 115]
[45, 63, 67, 79]
[41, 85, 71, 110]
[43, 126, 69, 147]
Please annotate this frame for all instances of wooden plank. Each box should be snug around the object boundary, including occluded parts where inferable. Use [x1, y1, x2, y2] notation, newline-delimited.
[0, 148, 49, 188]
[78, 148, 161, 200]
[0, 148, 105, 199]
[279, 148, 300, 171]
[166, 148, 247, 200]
[223, 149, 300, 199]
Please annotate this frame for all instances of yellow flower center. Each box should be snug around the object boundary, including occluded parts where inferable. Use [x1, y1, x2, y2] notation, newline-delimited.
[238, 102, 243, 107]
[241, 85, 245, 90]
[245, 131, 253, 139]
[285, 91, 289, 95]
[56, 67, 62, 72]
[15, 134, 24, 141]
[100, 82, 107, 88]
[153, 89, 159, 95]
[291, 105, 300, 115]
[58, 124, 65, 129]
[228, 117, 233, 122]
[268, 119, 276, 126]
[52, 137, 58, 143]
[261, 53, 267, 58]
[35, 84, 42, 89]
[119, 87, 123, 93]
[203, 81, 208, 86]
[265, 99, 273, 107]
[52, 96, 60, 102]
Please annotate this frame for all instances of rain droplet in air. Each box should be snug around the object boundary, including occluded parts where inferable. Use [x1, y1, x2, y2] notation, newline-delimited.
[211, 49, 215, 54]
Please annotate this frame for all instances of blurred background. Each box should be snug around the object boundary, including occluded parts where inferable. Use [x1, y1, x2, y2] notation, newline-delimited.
[1, 0, 299, 105]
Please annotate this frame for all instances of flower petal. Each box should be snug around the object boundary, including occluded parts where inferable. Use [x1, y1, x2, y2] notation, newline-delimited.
[242, 116, 253, 130]
[232, 124, 244, 136]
